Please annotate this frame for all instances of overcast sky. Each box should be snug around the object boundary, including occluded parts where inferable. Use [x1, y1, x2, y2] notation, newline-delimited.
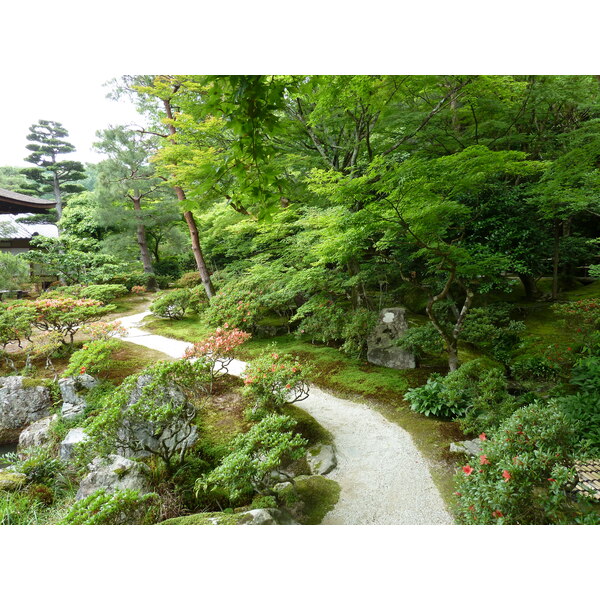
[0, 73, 142, 167]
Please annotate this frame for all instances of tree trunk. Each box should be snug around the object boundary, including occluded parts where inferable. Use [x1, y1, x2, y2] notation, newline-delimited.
[447, 343, 459, 372]
[131, 197, 157, 291]
[183, 208, 215, 299]
[551, 219, 561, 300]
[518, 273, 540, 300]
[163, 94, 214, 299]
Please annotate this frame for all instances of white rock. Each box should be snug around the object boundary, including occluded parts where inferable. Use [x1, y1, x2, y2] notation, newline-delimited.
[60, 428, 89, 461]
[18, 414, 57, 449]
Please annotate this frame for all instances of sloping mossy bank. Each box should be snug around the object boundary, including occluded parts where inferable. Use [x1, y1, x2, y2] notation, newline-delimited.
[159, 476, 341, 525]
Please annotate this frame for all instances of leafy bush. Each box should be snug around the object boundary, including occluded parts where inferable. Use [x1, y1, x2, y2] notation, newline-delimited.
[291, 296, 346, 344]
[510, 354, 560, 381]
[79, 284, 128, 304]
[242, 347, 312, 419]
[454, 402, 599, 524]
[196, 413, 307, 503]
[188, 286, 209, 314]
[397, 322, 445, 357]
[0, 302, 35, 348]
[461, 304, 525, 362]
[60, 489, 160, 525]
[203, 285, 263, 332]
[404, 375, 453, 418]
[150, 289, 191, 320]
[18, 446, 63, 485]
[63, 338, 122, 377]
[339, 308, 378, 358]
[131, 285, 146, 295]
[176, 271, 202, 288]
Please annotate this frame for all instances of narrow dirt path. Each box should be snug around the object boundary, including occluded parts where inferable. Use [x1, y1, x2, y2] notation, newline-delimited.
[117, 311, 454, 525]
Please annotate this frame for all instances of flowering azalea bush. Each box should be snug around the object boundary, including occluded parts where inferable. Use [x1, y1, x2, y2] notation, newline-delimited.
[40, 284, 128, 304]
[242, 347, 312, 419]
[25, 297, 115, 344]
[184, 327, 251, 391]
[454, 402, 600, 524]
[79, 320, 127, 341]
[131, 285, 147, 295]
[203, 285, 263, 332]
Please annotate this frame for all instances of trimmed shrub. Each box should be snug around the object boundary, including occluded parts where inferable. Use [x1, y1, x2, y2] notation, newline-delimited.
[176, 271, 202, 288]
[60, 489, 160, 525]
[150, 289, 191, 320]
[63, 338, 122, 378]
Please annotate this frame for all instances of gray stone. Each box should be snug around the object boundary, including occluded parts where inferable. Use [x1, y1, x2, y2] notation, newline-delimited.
[238, 508, 297, 525]
[18, 414, 57, 450]
[117, 374, 198, 459]
[75, 454, 151, 501]
[59, 374, 98, 421]
[367, 308, 416, 369]
[449, 439, 483, 457]
[0, 376, 52, 443]
[306, 444, 337, 475]
[60, 427, 89, 461]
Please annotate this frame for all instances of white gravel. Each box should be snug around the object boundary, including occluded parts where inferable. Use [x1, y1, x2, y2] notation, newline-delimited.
[117, 311, 454, 525]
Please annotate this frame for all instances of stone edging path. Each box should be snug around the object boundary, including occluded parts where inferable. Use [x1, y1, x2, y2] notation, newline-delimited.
[117, 311, 454, 525]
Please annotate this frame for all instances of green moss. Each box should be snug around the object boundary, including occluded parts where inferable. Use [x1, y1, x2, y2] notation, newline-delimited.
[283, 404, 333, 446]
[159, 511, 250, 525]
[0, 471, 27, 491]
[142, 314, 212, 343]
[276, 475, 340, 525]
[21, 377, 50, 389]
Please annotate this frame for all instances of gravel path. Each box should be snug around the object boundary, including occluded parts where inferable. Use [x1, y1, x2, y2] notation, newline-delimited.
[117, 311, 454, 525]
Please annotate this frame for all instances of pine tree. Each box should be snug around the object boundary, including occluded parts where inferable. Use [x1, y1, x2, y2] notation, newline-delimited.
[22, 120, 86, 219]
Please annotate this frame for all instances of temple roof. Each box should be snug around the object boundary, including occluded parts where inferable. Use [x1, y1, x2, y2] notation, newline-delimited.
[0, 188, 56, 214]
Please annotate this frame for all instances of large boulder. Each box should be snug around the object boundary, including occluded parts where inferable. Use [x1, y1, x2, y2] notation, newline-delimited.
[59, 374, 99, 421]
[367, 307, 416, 369]
[75, 454, 152, 501]
[306, 444, 337, 475]
[18, 414, 58, 450]
[60, 428, 89, 461]
[0, 376, 53, 444]
[117, 374, 198, 459]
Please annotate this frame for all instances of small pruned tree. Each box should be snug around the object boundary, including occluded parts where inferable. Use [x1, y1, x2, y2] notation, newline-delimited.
[196, 413, 307, 502]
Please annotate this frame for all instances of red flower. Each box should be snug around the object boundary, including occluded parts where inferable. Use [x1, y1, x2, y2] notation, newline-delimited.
[80, 366, 87, 374]
[547, 478, 556, 482]
[479, 433, 487, 441]
[502, 470, 511, 482]
[492, 510, 503, 518]
[479, 454, 490, 465]
[462, 465, 474, 476]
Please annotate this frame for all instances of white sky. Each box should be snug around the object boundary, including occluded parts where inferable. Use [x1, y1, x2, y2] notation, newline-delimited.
[0, 73, 142, 167]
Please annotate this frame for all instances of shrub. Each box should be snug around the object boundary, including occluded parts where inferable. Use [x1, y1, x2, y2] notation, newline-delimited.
[150, 289, 191, 320]
[397, 322, 445, 357]
[131, 285, 146, 295]
[339, 308, 378, 358]
[63, 338, 122, 378]
[176, 271, 202, 288]
[454, 402, 599, 524]
[196, 413, 307, 503]
[203, 286, 263, 332]
[184, 327, 251, 392]
[60, 489, 160, 525]
[26, 297, 115, 344]
[510, 354, 560, 381]
[461, 304, 526, 363]
[291, 296, 346, 344]
[79, 320, 127, 341]
[18, 446, 62, 485]
[242, 348, 312, 419]
[188, 286, 209, 314]
[40, 284, 128, 304]
[0, 302, 35, 348]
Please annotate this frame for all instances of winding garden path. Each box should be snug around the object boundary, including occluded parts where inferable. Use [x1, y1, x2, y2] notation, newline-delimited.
[117, 311, 454, 525]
